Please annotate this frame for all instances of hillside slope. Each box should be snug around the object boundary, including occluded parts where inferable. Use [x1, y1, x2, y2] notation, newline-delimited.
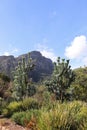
[0, 51, 54, 82]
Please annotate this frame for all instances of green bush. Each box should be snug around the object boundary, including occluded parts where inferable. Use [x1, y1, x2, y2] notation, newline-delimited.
[37, 101, 87, 130]
[2, 101, 22, 117]
[21, 97, 39, 110]
[12, 109, 40, 126]
[5, 101, 87, 130]
[0, 99, 8, 115]
[12, 111, 27, 126]
[2, 98, 40, 117]
[27, 84, 36, 96]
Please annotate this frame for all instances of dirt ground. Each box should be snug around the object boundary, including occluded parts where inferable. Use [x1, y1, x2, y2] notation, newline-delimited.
[0, 118, 28, 130]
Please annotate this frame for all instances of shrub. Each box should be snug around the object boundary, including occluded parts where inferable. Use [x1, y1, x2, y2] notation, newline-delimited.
[11, 101, 87, 130]
[27, 84, 36, 96]
[0, 98, 8, 115]
[2, 98, 40, 117]
[12, 111, 26, 126]
[12, 109, 40, 126]
[2, 101, 22, 117]
[21, 97, 39, 110]
[37, 101, 87, 130]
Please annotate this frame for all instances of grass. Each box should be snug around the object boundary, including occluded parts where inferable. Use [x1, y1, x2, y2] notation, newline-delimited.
[11, 101, 87, 130]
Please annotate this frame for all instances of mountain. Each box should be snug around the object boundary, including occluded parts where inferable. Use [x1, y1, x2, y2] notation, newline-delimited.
[0, 51, 54, 82]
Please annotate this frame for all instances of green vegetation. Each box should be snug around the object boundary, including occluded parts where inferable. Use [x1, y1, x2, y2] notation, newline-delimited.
[45, 57, 75, 102]
[0, 54, 87, 130]
[0, 73, 10, 82]
[70, 67, 87, 101]
[0, 73, 11, 101]
[11, 101, 87, 130]
[2, 97, 39, 117]
[12, 53, 35, 100]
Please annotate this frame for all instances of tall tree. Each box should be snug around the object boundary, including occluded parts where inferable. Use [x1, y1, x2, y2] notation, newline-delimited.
[46, 57, 75, 102]
[12, 53, 35, 100]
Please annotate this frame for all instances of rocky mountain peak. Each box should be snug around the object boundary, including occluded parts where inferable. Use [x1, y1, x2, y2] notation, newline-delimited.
[0, 51, 54, 82]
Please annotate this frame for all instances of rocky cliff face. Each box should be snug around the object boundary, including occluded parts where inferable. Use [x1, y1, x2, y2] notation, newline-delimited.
[0, 51, 54, 82]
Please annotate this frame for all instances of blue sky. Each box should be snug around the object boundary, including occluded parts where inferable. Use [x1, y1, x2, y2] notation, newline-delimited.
[0, 0, 87, 68]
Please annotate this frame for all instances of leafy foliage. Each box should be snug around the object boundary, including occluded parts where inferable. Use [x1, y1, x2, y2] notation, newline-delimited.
[12, 53, 35, 100]
[0, 73, 11, 100]
[1, 55, 87, 130]
[2, 101, 22, 117]
[21, 97, 39, 110]
[0, 73, 10, 82]
[37, 101, 87, 130]
[26, 83, 36, 97]
[46, 57, 75, 102]
[12, 101, 87, 130]
[12, 109, 40, 126]
[2, 97, 39, 117]
[71, 67, 87, 101]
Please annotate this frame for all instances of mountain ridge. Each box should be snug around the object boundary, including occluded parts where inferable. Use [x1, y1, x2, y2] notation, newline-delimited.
[0, 51, 54, 82]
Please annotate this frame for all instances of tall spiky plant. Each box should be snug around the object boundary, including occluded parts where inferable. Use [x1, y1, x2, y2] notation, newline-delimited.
[46, 57, 75, 102]
[12, 53, 35, 101]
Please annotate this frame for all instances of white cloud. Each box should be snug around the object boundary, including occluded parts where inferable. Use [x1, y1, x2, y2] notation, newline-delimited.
[2, 48, 19, 56]
[36, 43, 57, 62]
[65, 35, 87, 59]
[41, 49, 57, 62]
[12, 48, 18, 53]
[65, 35, 87, 68]
[4, 52, 10, 56]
